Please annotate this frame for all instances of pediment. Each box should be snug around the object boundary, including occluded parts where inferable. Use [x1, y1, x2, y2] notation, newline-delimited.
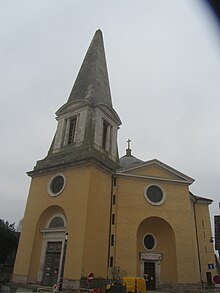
[56, 99, 89, 116]
[117, 159, 194, 184]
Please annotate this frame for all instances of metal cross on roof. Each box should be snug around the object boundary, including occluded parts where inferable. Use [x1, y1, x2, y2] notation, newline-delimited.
[127, 139, 131, 149]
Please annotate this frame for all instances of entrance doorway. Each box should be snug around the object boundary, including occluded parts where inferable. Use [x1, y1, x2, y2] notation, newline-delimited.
[42, 242, 62, 286]
[206, 272, 212, 286]
[144, 262, 155, 290]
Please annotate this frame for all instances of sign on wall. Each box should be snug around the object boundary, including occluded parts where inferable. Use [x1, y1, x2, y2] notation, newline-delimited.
[140, 253, 163, 261]
[208, 263, 215, 270]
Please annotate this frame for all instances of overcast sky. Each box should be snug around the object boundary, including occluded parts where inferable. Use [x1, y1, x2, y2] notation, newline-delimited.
[1, 0, 220, 232]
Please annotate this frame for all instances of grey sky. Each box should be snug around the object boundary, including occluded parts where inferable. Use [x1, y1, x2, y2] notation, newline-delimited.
[1, 0, 220, 232]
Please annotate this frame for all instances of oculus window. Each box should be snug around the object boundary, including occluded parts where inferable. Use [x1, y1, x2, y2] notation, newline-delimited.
[144, 185, 166, 205]
[143, 234, 156, 250]
[48, 174, 66, 196]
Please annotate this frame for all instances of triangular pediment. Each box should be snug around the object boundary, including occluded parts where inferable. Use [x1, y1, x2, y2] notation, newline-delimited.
[117, 159, 194, 184]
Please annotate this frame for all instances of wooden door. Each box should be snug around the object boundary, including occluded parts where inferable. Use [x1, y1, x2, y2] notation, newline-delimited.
[42, 242, 62, 286]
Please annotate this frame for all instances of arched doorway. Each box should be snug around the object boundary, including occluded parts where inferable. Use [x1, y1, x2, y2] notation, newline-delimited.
[137, 217, 177, 290]
[36, 206, 67, 286]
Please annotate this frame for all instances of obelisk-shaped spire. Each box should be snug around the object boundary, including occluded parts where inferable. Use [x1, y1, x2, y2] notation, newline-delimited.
[67, 29, 112, 108]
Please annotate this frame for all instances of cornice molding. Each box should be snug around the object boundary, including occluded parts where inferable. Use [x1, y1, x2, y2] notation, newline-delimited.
[117, 158, 194, 184]
[115, 172, 193, 185]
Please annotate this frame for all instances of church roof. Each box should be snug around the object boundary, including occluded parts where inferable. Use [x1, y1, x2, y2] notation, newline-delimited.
[118, 145, 195, 185]
[190, 192, 213, 205]
[67, 29, 113, 108]
[119, 148, 144, 169]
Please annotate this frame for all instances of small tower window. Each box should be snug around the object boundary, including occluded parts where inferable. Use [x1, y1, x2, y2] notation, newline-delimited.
[102, 121, 108, 149]
[102, 119, 112, 151]
[68, 118, 77, 144]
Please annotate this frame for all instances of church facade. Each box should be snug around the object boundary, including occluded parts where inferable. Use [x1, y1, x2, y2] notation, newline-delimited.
[13, 30, 216, 291]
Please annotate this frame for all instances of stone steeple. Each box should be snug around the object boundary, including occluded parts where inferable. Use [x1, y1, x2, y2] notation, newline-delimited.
[67, 29, 112, 108]
[29, 30, 121, 176]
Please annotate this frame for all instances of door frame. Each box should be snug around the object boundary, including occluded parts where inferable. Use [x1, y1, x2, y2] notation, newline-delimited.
[143, 261, 156, 290]
[140, 257, 161, 289]
[42, 241, 62, 286]
[38, 228, 66, 284]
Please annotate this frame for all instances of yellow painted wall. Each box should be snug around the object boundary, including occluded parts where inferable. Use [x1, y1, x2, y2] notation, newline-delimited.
[137, 217, 177, 283]
[113, 167, 213, 285]
[193, 202, 217, 281]
[127, 164, 184, 181]
[82, 166, 112, 278]
[14, 164, 112, 283]
[14, 161, 216, 288]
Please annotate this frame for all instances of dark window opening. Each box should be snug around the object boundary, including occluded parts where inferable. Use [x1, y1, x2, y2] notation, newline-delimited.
[146, 185, 163, 203]
[68, 118, 77, 144]
[206, 272, 212, 286]
[113, 177, 117, 186]
[109, 256, 113, 267]
[102, 121, 108, 149]
[144, 234, 155, 250]
[49, 217, 65, 228]
[50, 175, 64, 195]
[112, 195, 116, 205]
[111, 234, 114, 246]
[112, 214, 115, 225]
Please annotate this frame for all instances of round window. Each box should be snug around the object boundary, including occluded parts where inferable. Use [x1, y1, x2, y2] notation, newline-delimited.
[143, 234, 156, 250]
[48, 174, 65, 196]
[144, 185, 166, 205]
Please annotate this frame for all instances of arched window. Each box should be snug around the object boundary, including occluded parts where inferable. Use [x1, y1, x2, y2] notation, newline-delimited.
[48, 216, 65, 228]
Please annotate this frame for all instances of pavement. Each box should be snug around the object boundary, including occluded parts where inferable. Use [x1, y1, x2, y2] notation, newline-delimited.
[1, 285, 220, 293]
[147, 288, 220, 293]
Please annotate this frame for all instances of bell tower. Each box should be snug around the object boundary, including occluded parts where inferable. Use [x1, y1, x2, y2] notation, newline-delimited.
[13, 30, 121, 288]
[31, 29, 121, 175]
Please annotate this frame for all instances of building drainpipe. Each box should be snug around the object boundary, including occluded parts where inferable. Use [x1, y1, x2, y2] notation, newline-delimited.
[107, 175, 114, 279]
[58, 232, 68, 291]
[193, 198, 203, 283]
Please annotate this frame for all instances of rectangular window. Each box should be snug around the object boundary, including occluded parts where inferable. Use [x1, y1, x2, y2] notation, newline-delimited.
[102, 121, 108, 150]
[111, 234, 114, 246]
[112, 195, 116, 205]
[113, 177, 117, 186]
[109, 256, 113, 267]
[68, 118, 77, 144]
[112, 214, 115, 225]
